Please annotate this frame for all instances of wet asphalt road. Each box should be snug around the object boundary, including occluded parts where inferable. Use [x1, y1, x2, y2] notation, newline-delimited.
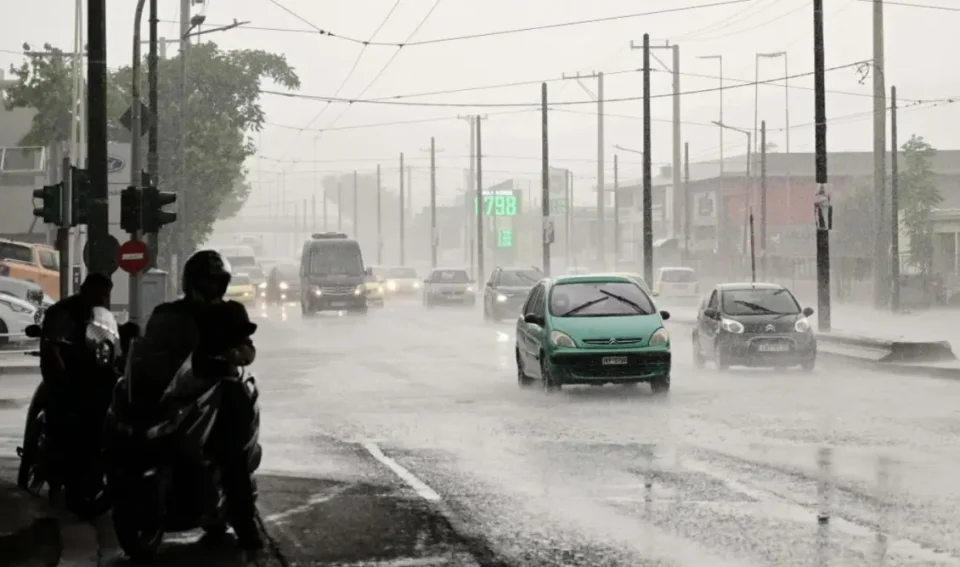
[2, 298, 960, 566]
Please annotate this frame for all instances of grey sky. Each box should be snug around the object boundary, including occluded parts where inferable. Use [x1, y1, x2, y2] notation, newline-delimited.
[2, 0, 958, 211]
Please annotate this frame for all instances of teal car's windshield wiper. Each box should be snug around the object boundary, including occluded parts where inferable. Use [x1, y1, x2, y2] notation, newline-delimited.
[560, 297, 608, 316]
[598, 290, 649, 314]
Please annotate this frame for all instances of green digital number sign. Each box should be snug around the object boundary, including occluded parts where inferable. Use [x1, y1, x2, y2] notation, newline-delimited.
[474, 193, 518, 216]
[497, 229, 513, 248]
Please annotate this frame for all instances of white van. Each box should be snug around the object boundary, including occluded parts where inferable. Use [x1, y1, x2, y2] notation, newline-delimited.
[653, 267, 699, 302]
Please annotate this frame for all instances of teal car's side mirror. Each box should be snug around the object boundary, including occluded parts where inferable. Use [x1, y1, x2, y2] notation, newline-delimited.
[659, 310, 670, 321]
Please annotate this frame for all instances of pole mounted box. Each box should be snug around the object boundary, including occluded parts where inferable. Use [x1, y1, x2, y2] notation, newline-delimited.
[120, 186, 142, 234]
[142, 185, 177, 233]
[33, 183, 62, 225]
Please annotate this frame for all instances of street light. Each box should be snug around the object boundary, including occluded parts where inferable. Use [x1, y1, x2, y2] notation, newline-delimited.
[697, 55, 723, 175]
[613, 144, 642, 156]
[756, 51, 791, 223]
[713, 120, 753, 256]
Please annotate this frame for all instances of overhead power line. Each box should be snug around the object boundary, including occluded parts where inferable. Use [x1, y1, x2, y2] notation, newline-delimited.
[854, 0, 960, 11]
[181, 0, 751, 48]
[261, 61, 869, 108]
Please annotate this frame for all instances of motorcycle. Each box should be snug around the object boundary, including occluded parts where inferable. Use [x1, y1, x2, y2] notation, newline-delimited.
[105, 345, 262, 559]
[16, 307, 124, 517]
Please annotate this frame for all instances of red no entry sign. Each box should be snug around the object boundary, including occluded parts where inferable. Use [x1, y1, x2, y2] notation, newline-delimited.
[117, 240, 149, 274]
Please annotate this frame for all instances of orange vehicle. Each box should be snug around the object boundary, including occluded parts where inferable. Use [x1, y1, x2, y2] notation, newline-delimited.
[0, 239, 60, 300]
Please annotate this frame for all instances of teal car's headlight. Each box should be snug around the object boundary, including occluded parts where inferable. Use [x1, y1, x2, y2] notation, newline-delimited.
[649, 327, 670, 347]
[550, 330, 576, 348]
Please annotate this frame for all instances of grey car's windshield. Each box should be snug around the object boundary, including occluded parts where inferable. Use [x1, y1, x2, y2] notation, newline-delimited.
[431, 270, 469, 283]
[721, 289, 800, 315]
[550, 281, 655, 317]
[499, 270, 541, 286]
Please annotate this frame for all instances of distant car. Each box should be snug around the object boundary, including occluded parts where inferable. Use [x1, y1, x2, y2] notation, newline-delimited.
[225, 273, 256, 306]
[599, 272, 653, 297]
[515, 274, 671, 393]
[384, 266, 420, 295]
[364, 272, 385, 306]
[692, 282, 816, 371]
[238, 265, 267, 298]
[422, 268, 476, 307]
[483, 266, 542, 321]
[266, 263, 301, 304]
[0, 293, 39, 346]
[0, 275, 46, 308]
[652, 267, 699, 303]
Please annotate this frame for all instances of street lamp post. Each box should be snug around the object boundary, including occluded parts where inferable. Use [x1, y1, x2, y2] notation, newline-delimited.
[420, 142, 446, 268]
[757, 51, 791, 223]
[697, 55, 724, 175]
[713, 121, 752, 257]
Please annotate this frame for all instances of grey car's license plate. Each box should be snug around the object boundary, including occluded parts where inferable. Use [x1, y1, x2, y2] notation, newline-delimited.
[330, 301, 347, 307]
[757, 344, 789, 352]
[602, 356, 628, 365]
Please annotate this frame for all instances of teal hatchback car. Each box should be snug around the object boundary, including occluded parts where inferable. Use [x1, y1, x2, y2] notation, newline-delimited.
[515, 274, 672, 393]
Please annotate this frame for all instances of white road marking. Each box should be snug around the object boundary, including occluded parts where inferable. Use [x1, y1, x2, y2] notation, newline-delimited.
[362, 442, 441, 502]
[263, 485, 350, 524]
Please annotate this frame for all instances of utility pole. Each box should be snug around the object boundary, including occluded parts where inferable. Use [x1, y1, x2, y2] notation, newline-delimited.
[683, 142, 690, 265]
[890, 85, 900, 313]
[565, 170, 572, 268]
[177, 0, 190, 268]
[560, 71, 605, 267]
[814, 0, 832, 331]
[337, 180, 343, 231]
[613, 154, 620, 268]
[323, 185, 329, 231]
[59, 157, 71, 299]
[760, 120, 768, 278]
[400, 153, 406, 265]
[641, 34, 654, 284]
[631, 40, 683, 240]
[429, 137, 437, 269]
[541, 82, 551, 276]
[476, 118, 485, 280]
[377, 164, 383, 264]
[873, 0, 888, 308]
[129, 0, 148, 325]
[87, 0, 110, 279]
[311, 194, 316, 233]
[353, 170, 359, 238]
[459, 114, 488, 277]
[145, 0, 159, 268]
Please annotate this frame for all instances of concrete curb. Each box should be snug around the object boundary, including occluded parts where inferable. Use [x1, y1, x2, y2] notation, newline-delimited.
[0, 365, 39, 376]
[668, 318, 960, 379]
[0, 482, 63, 567]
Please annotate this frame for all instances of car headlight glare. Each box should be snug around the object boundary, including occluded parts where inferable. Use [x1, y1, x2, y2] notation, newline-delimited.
[258, 282, 267, 289]
[312, 287, 322, 296]
[496, 294, 507, 303]
[354, 284, 365, 296]
[649, 327, 669, 347]
[413, 281, 421, 289]
[549, 330, 576, 348]
[279, 282, 289, 290]
[721, 318, 744, 334]
[465, 286, 474, 293]
[795, 317, 811, 333]
[386, 280, 397, 290]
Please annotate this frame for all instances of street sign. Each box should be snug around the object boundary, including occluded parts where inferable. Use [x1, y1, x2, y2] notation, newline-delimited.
[83, 234, 121, 275]
[119, 101, 152, 135]
[117, 240, 150, 274]
[550, 199, 567, 214]
[543, 218, 555, 245]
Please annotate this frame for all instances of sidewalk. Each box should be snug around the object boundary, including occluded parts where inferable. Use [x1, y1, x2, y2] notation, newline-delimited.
[0, 478, 62, 566]
[0, 355, 38, 376]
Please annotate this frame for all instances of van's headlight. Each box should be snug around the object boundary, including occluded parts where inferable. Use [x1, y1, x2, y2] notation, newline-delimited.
[721, 318, 744, 334]
[549, 330, 576, 348]
[279, 282, 289, 290]
[649, 327, 669, 347]
[354, 284, 365, 296]
[312, 286, 322, 297]
[795, 317, 811, 333]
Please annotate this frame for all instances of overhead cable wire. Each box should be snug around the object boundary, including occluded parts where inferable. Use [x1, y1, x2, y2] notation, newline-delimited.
[261, 62, 869, 108]
[688, 0, 811, 42]
[670, 0, 779, 40]
[188, 1, 751, 48]
[854, 0, 960, 11]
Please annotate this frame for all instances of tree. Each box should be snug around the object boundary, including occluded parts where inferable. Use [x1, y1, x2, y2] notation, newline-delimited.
[4, 42, 299, 262]
[898, 135, 941, 275]
[832, 181, 875, 259]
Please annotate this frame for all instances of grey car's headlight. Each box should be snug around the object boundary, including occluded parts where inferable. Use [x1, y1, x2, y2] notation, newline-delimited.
[258, 282, 267, 289]
[279, 281, 289, 290]
[795, 317, 811, 333]
[496, 294, 507, 302]
[311, 286, 322, 296]
[465, 286, 474, 293]
[354, 284, 365, 296]
[720, 318, 744, 334]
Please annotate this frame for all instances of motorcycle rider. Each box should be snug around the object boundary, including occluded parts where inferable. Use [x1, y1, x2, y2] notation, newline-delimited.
[163, 300, 262, 549]
[38, 273, 115, 510]
[130, 250, 253, 411]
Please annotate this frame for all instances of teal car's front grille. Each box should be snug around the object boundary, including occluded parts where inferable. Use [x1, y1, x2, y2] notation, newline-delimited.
[552, 352, 671, 378]
[581, 337, 645, 346]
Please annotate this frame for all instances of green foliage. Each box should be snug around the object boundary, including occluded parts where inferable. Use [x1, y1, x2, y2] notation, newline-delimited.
[832, 181, 876, 258]
[898, 135, 941, 274]
[4, 42, 299, 263]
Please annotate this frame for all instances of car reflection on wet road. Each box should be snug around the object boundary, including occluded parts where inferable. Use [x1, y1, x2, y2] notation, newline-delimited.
[3, 297, 960, 566]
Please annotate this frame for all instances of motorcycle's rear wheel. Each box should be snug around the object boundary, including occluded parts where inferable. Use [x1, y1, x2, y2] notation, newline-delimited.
[110, 472, 165, 559]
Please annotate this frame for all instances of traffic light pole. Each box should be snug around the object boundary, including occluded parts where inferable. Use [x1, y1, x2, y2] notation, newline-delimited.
[146, 0, 159, 268]
[58, 157, 71, 299]
[128, 0, 148, 326]
[86, 0, 111, 280]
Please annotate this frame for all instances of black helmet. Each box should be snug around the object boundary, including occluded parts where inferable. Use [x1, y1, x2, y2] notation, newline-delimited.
[182, 250, 231, 300]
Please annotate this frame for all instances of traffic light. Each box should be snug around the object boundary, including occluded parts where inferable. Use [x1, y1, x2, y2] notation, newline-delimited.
[142, 185, 177, 233]
[32, 183, 62, 225]
[70, 167, 90, 226]
[120, 186, 142, 234]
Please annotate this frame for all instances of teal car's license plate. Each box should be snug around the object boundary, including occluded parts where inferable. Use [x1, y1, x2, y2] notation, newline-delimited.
[602, 356, 628, 365]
